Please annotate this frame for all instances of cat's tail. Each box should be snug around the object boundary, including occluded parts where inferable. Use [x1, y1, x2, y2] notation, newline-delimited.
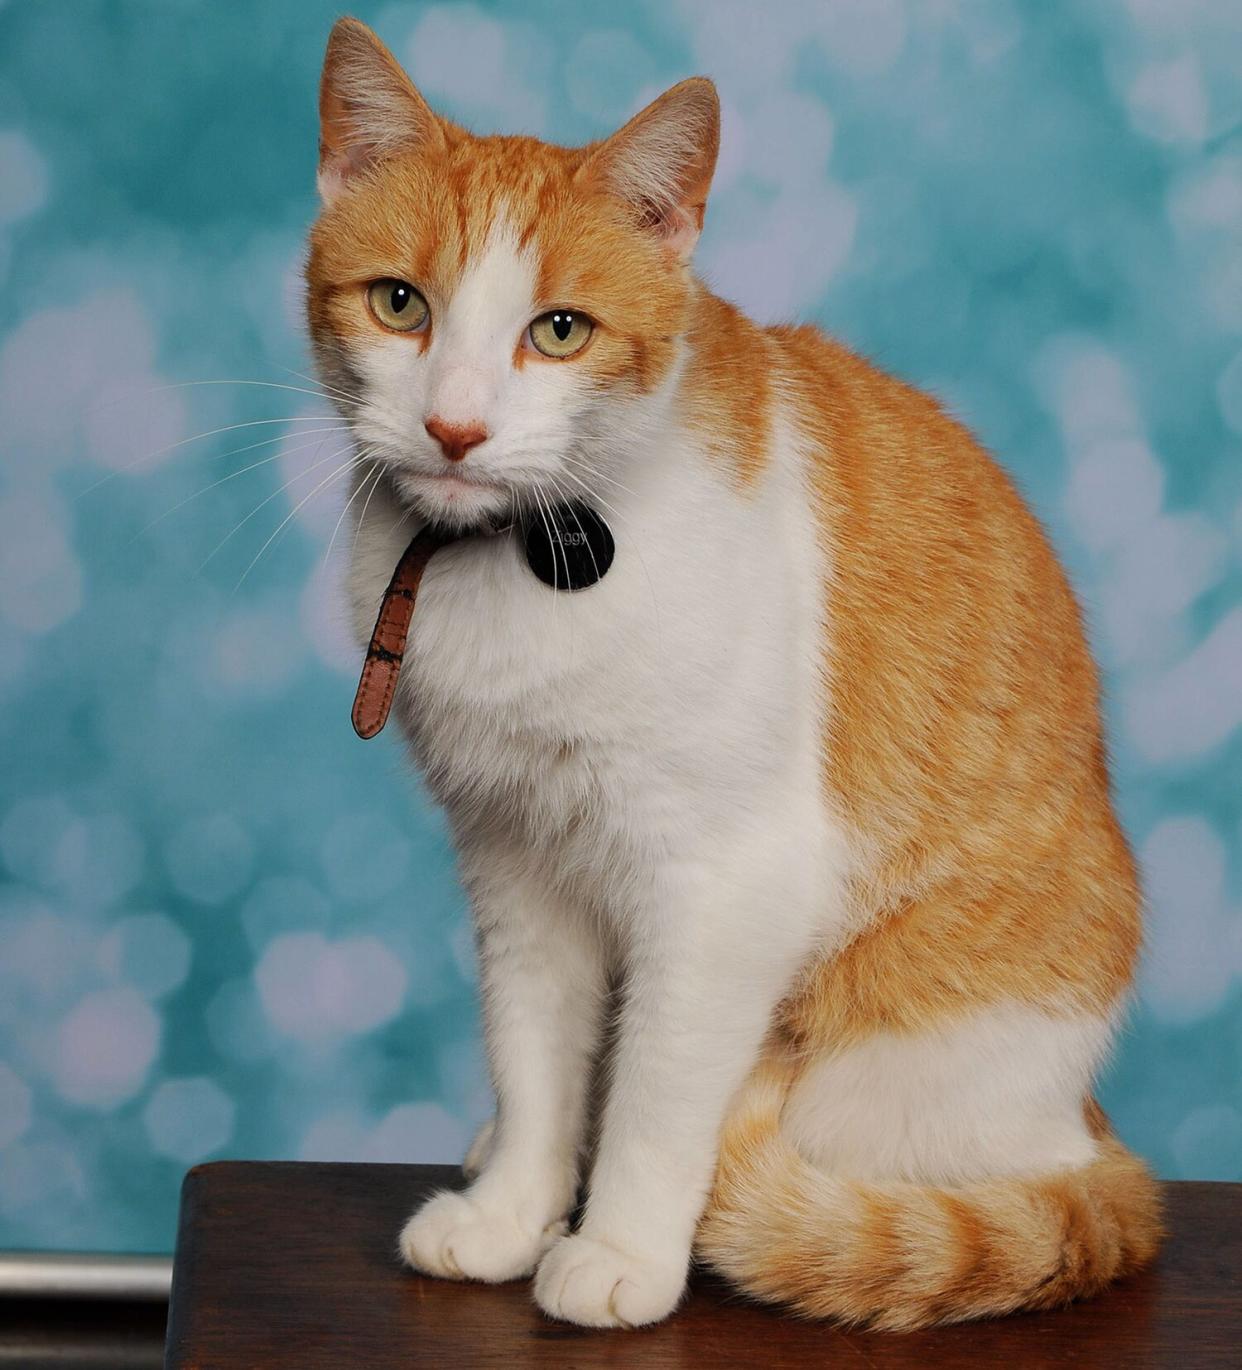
[696, 1053, 1163, 1330]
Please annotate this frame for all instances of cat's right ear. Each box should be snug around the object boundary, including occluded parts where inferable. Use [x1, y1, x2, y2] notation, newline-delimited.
[317, 17, 448, 204]
[576, 78, 720, 260]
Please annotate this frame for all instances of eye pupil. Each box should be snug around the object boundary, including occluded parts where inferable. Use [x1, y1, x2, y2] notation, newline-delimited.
[528, 308, 592, 357]
[368, 279, 427, 332]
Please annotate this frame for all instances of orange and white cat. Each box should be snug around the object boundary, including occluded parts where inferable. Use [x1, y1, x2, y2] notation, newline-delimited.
[305, 18, 1162, 1330]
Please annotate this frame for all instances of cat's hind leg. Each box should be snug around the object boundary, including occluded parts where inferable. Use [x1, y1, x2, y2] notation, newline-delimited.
[778, 1003, 1114, 1186]
[461, 1118, 495, 1180]
[698, 1009, 1162, 1327]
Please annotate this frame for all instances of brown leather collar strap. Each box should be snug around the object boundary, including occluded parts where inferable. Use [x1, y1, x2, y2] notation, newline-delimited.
[351, 527, 456, 739]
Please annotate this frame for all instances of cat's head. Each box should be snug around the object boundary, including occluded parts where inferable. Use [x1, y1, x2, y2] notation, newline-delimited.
[305, 17, 719, 530]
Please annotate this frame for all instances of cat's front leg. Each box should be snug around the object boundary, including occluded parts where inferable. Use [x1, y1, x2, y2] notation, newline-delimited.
[401, 847, 607, 1283]
[534, 836, 829, 1327]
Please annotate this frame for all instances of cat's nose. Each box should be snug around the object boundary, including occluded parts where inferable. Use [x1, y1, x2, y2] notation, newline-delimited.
[424, 416, 489, 463]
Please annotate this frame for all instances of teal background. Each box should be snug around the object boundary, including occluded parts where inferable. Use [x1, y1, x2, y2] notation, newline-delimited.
[1, 0, 1240, 1254]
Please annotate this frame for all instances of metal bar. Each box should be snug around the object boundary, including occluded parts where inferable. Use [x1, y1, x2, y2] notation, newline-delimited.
[0, 1251, 172, 1301]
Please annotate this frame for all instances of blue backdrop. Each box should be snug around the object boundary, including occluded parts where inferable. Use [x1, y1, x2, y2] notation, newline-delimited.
[0, 0, 1239, 1254]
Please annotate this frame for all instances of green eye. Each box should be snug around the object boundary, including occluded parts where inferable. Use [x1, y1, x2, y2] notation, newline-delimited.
[367, 279, 429, 332]
[528, 309, 593, 358]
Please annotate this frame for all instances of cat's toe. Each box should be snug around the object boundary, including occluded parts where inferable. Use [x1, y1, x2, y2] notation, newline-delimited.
[400, 1189, 565, 1283]
[533, 1233, 686, 1328]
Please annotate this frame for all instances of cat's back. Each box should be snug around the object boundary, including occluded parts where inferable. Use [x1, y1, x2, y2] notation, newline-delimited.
[755, 310, 1124, 901]
[686, 288, 1055, 579]
[767, 317, 1042, 552]
[763, 311, 1093, 693]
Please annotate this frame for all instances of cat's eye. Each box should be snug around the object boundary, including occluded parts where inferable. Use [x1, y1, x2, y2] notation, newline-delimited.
[527, 310, 593, 359]
[367, 279, 429, 333]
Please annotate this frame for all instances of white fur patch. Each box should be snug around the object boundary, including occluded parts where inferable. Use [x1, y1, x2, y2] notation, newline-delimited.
[781, 1004, 1115, 1184]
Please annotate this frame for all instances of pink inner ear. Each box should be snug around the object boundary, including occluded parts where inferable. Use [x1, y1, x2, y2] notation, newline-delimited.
[631, 194, 706, 260]
[660, 204, 701, 259]
[317, 138, 374, 204]
[316, 155, 351, 206]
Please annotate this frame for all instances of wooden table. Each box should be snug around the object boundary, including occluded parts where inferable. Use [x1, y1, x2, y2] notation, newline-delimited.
[165, 1163, 1241, 1368]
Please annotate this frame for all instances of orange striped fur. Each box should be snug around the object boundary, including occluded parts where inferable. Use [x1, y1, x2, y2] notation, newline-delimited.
[700, 1051, 1161, 1329]
[696, 317, 1161, 1325]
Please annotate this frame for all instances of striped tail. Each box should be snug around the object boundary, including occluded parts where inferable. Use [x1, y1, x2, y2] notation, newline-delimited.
[697, 1057, 1163, 1330]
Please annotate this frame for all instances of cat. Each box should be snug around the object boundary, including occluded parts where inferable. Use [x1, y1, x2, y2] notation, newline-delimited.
[305, 17, 1162, 1330]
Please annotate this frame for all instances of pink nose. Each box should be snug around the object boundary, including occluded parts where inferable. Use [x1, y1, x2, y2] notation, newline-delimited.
[424, 416, 488, 463]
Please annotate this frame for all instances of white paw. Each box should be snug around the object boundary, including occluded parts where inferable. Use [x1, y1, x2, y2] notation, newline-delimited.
[533, 1233, 686, 1329]
[461, 1118, 495, 1180]
[400, 1189, 567, 1283]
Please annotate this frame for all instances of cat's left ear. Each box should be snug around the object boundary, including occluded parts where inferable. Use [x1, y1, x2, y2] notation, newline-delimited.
[317, 17, 449, 204]
[577, 78, 720, 260]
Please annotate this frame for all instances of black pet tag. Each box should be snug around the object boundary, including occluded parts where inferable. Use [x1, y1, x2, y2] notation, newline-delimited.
[523, 500, 615, 591]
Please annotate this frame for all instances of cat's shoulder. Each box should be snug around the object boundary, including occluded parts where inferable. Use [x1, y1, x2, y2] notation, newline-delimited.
[762, 316, 1003, 492]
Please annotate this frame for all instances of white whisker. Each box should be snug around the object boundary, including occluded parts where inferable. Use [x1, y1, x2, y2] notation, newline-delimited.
[385, 495, 418, 541]
[561, 452, 637, 501]
[531, 482, 561, 626]
[324, 458, 380, 571]
[277, 364, 365, 409]
[195, 423, 349, 469]
[87, 377, 359, 414]
[199, 438, 359, 571]
[348, 460, 387, 564]
[546, 470, 602, 589]
[77, 413, 349, 497]
[136, 427, 352, 541]
[554, 464, 664, 651]
[235, 448, 371, 591]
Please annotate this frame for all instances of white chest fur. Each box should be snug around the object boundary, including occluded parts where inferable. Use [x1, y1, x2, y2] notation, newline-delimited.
[347, 421, 844, 925]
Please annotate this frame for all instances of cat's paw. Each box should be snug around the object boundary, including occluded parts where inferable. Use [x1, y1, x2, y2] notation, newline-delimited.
[533, 1232, 686, 1328]
[400, 1189, 566, 1284]
[461, 1118, 495, 1181]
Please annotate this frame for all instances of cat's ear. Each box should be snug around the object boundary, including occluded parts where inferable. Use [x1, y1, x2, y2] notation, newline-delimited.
[577, 78, 720, 260]
[317, 17, 448, 204]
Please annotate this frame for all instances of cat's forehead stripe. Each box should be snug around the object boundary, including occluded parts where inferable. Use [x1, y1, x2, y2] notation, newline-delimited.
[423, 153, 557, 303]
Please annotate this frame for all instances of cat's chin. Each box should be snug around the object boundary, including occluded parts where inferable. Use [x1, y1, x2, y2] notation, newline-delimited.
[394, 469, 512, 532]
